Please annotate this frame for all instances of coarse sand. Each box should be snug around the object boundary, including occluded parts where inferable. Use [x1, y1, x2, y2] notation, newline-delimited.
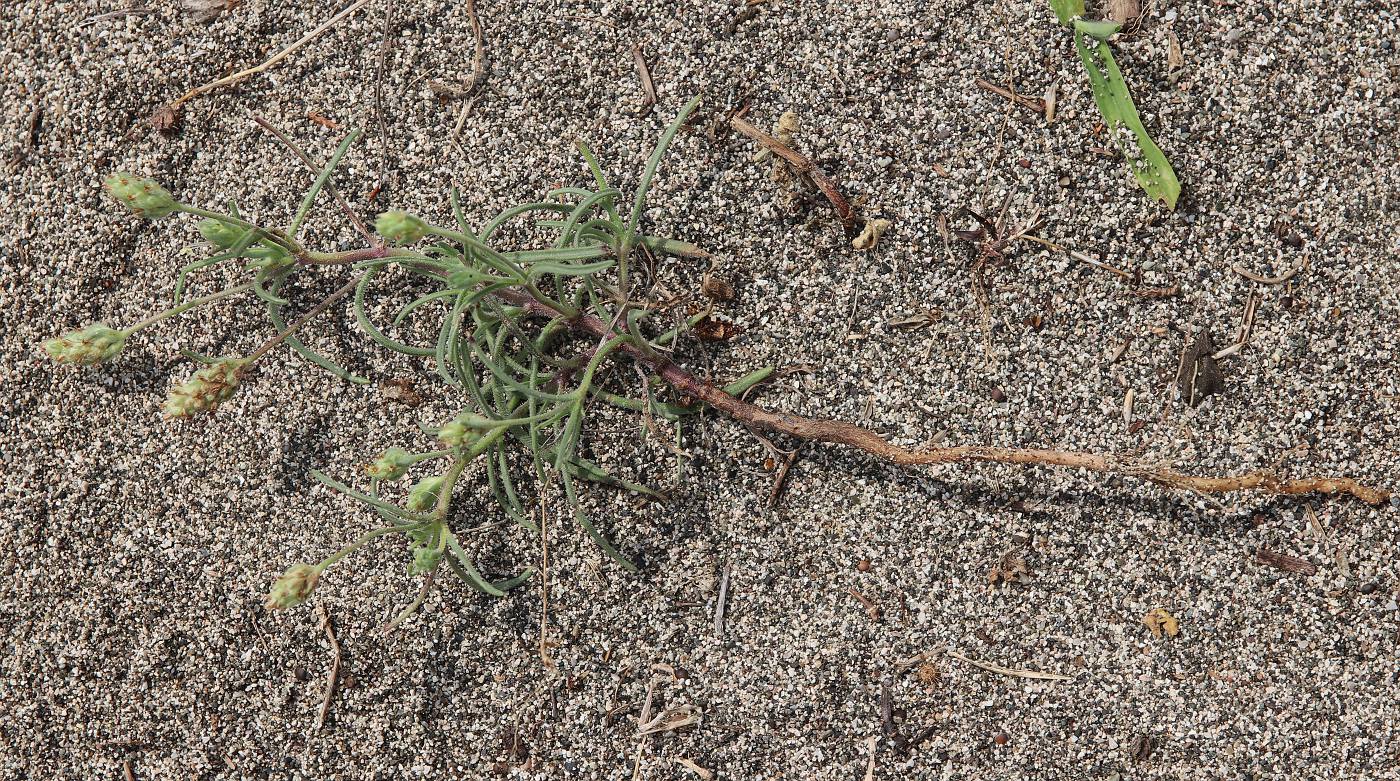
[2, 1, 1399, 778]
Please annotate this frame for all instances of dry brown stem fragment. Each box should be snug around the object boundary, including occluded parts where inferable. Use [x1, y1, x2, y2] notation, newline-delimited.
[730, 113, 854, 225]
[974, 78, 1045, 115]
[1255, 547, 1318, 576]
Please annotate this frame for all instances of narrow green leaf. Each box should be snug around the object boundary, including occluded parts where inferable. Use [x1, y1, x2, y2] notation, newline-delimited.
[560, 467, 637, 572]
[489, 567, 535, 592]
[443, 529, 508, 596]
[722, 366, 775, 396]
[310, 469, 432, 521]
[1049, 0, 1085, 25]
[627, 96, 702, 232]
[264, 276, 370, 383]
[1072, 21, 1181, 209]
[289, 128, 363, 238]
[353, 269, 437, 356]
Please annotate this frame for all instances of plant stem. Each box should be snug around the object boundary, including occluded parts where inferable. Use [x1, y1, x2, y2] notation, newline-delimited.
[493, 288, 1389, 505]
[246, 274, 363, 363]
[317, 522, 420, 571]
[123, 281, 256, 335]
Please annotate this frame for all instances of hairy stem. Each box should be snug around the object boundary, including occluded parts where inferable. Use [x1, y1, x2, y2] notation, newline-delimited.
[247, 274, 363, 362]
[124, 281, 255, 334]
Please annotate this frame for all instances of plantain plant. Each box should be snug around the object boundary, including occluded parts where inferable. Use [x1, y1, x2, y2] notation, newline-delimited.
[48, 98, 761, 623]
[1049, 0, 1181, 208]
[44, 99, 1384, 625]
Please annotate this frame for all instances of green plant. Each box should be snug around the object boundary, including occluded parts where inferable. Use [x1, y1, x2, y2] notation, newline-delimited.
[1049, 0, 1180, 208]
[54, 98, 771, 624]
[45, 99, 1385, 625]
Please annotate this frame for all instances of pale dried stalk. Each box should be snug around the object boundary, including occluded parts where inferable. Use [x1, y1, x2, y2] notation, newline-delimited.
[168, 0, 373, 111]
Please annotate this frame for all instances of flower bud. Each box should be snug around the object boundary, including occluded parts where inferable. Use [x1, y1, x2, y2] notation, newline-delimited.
[264, 563, 320, 609]
[410, 545, 442, 575]
[437, 412, 487, 448]
[374, 210, 429, 245]
[366, 446, 415, 481]
[103, 172, 177, 219]
[244, 245, 293, 272]
[163, 358, 248, 418]
[406, 475, 448, 513]
[41, 323, 127, 366]
[198, 218, 243, 248]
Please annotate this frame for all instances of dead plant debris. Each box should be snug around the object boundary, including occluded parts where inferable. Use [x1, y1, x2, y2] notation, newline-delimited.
[852, 218, 893, 250]
[1175, 329, 1224, 407]
[1128, 733, 1155, 763]
[974, 78, 1045, 115]
[700, 273, 735, 302]
[181, 0, 239, 24]
[1255, 547, 1318, 576]
[692, 316, 743, 342]
[1142, 608, 1179, 639]
[731, 111, 854, 226]
[380, 378, 424, 407]
[987, 553, 1030, 586]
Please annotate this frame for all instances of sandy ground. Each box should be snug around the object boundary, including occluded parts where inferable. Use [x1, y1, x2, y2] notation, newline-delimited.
[3, 0, 1399, 778]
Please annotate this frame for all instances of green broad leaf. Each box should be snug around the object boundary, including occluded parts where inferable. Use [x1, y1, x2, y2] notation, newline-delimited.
[1072, 20, 1181, 210]
[1049, 0, 1085, 25]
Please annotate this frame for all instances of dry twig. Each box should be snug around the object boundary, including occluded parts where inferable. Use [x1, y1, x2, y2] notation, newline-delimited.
[945, 649, 1072, 681]
[632, 43, 657, 114]
[1232, 257, 1308, 285]
[164, 0, 373, 115]
[313, 603, 341, 731]
[250, 115, 374, 242]
[449, 0, 489, 143]
[974, 78, 1045, 114]
[713, 560, 731, 635]
[730, 114, 854, 225]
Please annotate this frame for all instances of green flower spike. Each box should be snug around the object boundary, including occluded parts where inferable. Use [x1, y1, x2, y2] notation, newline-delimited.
[198, 218, 242, 248]
[410, 544, 442, 575]
[366, 446, 416, 481]
[405, 475, 448, 513]
[374, 210, 429, 245]
[163, 358, 249, 418]
[103, 172, 178, 219]
[437, 413, 486, 448]
[41, 323, 127, 366]
[264, 563, 320, 609]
